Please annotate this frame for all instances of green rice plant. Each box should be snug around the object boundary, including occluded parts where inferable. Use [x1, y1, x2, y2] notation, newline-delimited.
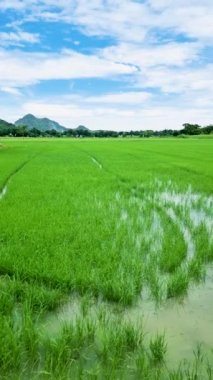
[166, 269, 189, 299]
[149, 333, 167, 364]
[206, 360, 212, 380]
[96, 322, 126, 364]
[43, 317, 96, 376]
[80, 293, 93, 317]
[96, 304, 109, 325]
[101, 274, 138, 305]
[187, 258, 206, 283]
[0, 316, 21, 373]
[168, 368, 185, 380]
[0, 309, 40, 376]
[0, 138, 212, 308]
[194, 224, 213, 263]
[0, 279, 15, 315]
[96, 317, 144, 367]
[193, 343, 204, 366]
[166, 346, 212, 380]
[19, 305, 40, 368]
[122, 321, 144, 351]
[159, 212, 187, 274]
[145, 262, 164, 303]
[0, 276, 66, 318]
[0, 137, 213, 379]
[135, 348, 154, 379]
[43, 334, 74, 375]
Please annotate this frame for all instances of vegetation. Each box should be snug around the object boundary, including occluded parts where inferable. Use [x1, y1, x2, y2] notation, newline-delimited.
[149, 334, 167, 363]
[0, 137, 212, 378]
[0, 115, 213, 137]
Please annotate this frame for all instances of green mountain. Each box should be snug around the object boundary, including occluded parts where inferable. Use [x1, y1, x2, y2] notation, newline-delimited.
[0, 119, 15, 133]
[0, 118, 15, 128]
[15, 114, 66, 132]
[76, 125, 89, 131]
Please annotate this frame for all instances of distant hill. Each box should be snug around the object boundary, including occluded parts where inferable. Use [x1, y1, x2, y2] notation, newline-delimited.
[15, 114, 66, 132]
[76, 125, 90, 132]
[0, 119, 15, 135]
[0, 118, 15, 129]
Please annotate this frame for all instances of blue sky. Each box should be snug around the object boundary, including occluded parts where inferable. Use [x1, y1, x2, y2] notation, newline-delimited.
[0, 0, 212, 130]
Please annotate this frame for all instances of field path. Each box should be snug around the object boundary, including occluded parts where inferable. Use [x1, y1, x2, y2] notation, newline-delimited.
[0, 159, 30, 201]
[91, 156, 103, 169]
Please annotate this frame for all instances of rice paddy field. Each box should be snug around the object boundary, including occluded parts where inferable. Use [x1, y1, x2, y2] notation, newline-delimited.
[0, 137, 212, 379]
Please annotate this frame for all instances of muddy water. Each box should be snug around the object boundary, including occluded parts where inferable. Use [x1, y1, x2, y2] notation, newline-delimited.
[126, 266, 213, 367]
[41, 266, 213, 368]
[42, 297, 82, 337]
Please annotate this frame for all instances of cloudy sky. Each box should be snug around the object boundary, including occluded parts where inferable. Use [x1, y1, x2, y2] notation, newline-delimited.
[0, 0, 212, 130]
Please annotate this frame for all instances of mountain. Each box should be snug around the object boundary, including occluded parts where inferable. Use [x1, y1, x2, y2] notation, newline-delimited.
[76, 125, 89, 131]
[15, 114, 66, 132]
[0, 118, 15, 129]
[0, 119, 15, 135]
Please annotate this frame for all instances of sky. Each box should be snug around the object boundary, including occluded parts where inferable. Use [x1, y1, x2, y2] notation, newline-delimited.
[0, 0, 212, 131]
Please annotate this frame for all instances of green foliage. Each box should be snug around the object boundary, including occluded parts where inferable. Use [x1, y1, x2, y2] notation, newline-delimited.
[160, 217, 187, 273]
[167, 269, 189, 299]
[187, 258, 206, 283]
[194, 224, 213, 262]
[0, 137, 212, 378]
[1, 114, 213, 137]
[149, 334, 167, 363]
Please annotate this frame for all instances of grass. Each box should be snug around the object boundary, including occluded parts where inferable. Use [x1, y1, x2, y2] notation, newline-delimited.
[159, 211, 187, 273]
[166, 268, 189, 299]
[149, 333, 167, 363]
[0, 137, 212, 378]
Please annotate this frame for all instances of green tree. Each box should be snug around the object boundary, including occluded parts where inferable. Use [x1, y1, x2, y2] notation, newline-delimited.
[182, 123, 201, 135]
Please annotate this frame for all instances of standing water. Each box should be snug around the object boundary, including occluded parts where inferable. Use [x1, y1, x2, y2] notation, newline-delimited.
[41, 266, 213, 368]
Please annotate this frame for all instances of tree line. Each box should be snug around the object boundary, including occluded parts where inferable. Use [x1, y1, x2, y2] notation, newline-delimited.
[0, 122, 212, 138]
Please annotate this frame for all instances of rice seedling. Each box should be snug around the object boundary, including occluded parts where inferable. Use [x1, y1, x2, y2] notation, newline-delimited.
[149, 333, 167, 364]
[187, 258, 206, 283]
[0, 137, 212, 378]
[166, 268, 189, 299]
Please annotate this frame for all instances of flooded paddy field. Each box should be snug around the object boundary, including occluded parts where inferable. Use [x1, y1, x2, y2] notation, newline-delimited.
[0, 137, 212, 379]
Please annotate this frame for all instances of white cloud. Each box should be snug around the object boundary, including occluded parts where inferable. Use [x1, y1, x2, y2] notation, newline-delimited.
[0, 48, 136, 87]
[0, 0, 212, 130]
[102, 42, 200, 68]
[1, 86, 22, 95]
[1, 1, 212, 43]
[0, 31, 40, 46]
[0, 1, 26, 10]
[15, 99, 212, 131]
[47, 1, 213, 44]
[87, 92, 151, 104]
[139, 65, 213, 94]
[148, 1, 213, 42]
